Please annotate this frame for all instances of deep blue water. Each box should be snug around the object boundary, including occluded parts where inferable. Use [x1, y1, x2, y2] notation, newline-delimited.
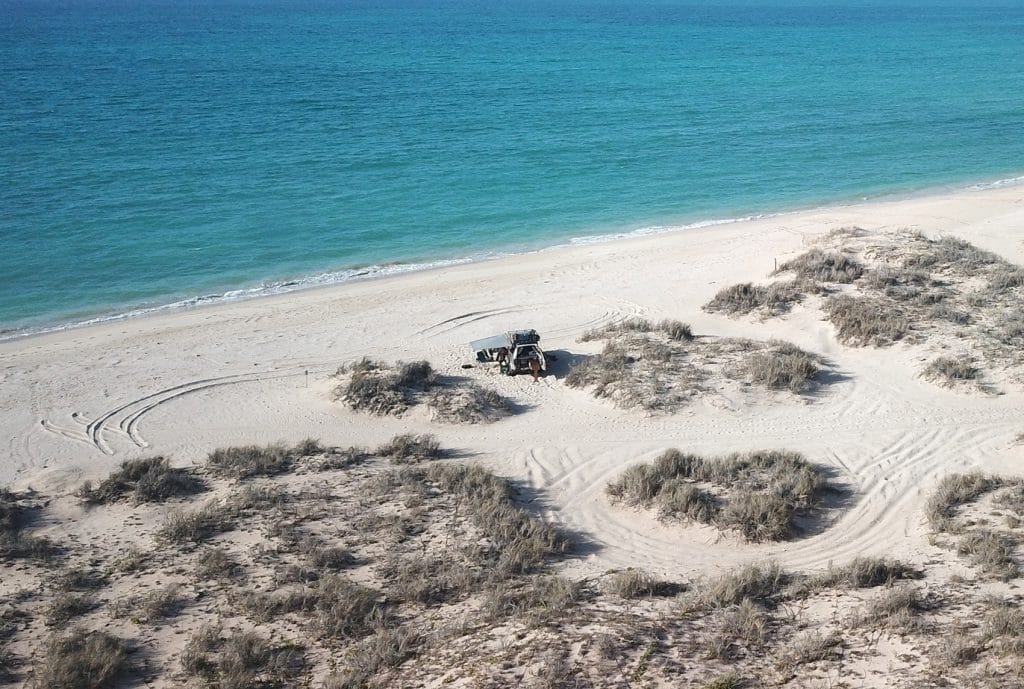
[3, 0, 1024, 334]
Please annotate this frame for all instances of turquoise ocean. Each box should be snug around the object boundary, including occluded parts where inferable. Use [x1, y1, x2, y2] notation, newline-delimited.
[3, 0, 1024, 336]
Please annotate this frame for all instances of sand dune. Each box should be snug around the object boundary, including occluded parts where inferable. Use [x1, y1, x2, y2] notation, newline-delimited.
[2, 183, 1024, 687]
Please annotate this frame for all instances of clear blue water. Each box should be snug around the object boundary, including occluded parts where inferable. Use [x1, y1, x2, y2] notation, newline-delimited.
[3, 0, 1024, 334]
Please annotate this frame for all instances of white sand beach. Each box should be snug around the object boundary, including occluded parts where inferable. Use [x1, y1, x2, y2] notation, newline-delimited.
[3, 182, 1024, 687]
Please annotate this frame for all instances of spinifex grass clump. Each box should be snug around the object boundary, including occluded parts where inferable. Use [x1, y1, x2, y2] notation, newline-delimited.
[922, 355, 982, 388]
[29, 627, 133, 689]
[206, 440, 323, 479]
[568, 324, 826, 412]
[376, 433, 441, 464]
[776, 249, 864, 284]
[181, 626, 306, 689]
[335, 358, 513, 424]
[824, 295, 909, 346]
[925, 472, 1006, 533]
[77, 456, 205, 504]
[735, 340, 822, 393]
[427, 384, 511, 424]
[606, 449, 832, 542]
[337, 358, 437, 416]
[703, 282, 803, 317]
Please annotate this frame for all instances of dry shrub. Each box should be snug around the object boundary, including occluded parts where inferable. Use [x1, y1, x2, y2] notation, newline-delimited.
[703, 281, 802, 316]
[738, 342, 820, 393]
[76, 456, 205, 505]
[923, 355, 981, 387]
[181, 626, 305, 689]
[111, 584, 187, 625]
[207, 440, 321, 479]
[684, 561, 789, 611]
[854, 584, 931, 631]
[904, 236, 1000, 272]
[657, 480, 718, 523]
[717, 491, 797, 543]
[777, 249, 864, 284]
[482, 574, 582, 622]
[427, 384, 511, 424]
[315, 576, 389, 640]
[983, 602, 1024, 655]
[54, 567, 108, 592]
[824, 295, 909, 346]
[376, 433, 441, 463]
[778, 629, 843, 669]
[29, 627, 132, 689]
[806, 556, 923, 590]
[926, 472, 1005, 533]
[957, 530, 1019, 581]
[428, 464, 574, 577]
[607, 449, 830, 542]
[703, 598, 767, 659]
[605, 568, 684, 599]
[927, 301, 972, 325]
[703, 671, 746, 689]
[337, 359, 435, 416]
[195, 548, 241, 580]
[158, 501, 236, 545]
[930, 632, 984, 670]
[379, 555, 477, 605]
[989, 265, 1024, 292]
[991, 308, 1024, 346]
[325, 626, 422, 689]
[658, 319, 694, 341]
[46, 593, 99, 626]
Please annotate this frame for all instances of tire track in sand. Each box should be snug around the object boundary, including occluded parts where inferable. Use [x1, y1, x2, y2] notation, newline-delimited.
[40, 365, 336, 456]
[532, 423, 1006, 575]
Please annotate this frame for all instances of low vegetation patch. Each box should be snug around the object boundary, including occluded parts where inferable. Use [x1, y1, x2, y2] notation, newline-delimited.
[703, 281, 803, 317]
[705, 231, 1024, 390]
[207, 439, 322, 479]
[733, 341, 822, 393]
[77, 456, 205, 504]
[569, 326, 829, 412]
[335, 358, 513, 424]
[926, 472, 1024, 581]
[376, 433, 441, 463]
[182, 626, 306, 689]
[158, 501, 237, 546]
[922, 355, 982, 388]
[604, 568, 685, 599]
[824, 295, 909, 346]
[926, 472, 1006, 533]
[607, 449, 834, 542]
[852, 584, 932, 632]
[428, 384, 511, 423]
[112, 584, 187, 625]
[684, 561, 790, 611]
[29, 627, 132, 689]
[804, 556, 923, 591]
[777, 249, 864, 284]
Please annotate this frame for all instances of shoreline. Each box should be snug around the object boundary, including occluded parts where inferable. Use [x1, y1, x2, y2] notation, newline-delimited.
[5, 171, 1024, 344]
[2, 175, 1024, 622]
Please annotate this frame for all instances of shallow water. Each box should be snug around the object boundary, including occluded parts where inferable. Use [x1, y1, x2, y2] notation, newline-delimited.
[3, 0, 1023, 333]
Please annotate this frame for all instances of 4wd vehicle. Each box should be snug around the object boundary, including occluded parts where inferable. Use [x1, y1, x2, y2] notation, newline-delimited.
[470, 329, 547, 376]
